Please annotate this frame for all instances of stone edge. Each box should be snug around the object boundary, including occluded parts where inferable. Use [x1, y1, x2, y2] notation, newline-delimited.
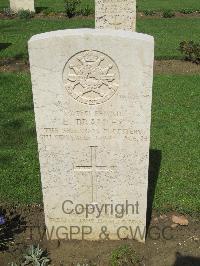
[28, 28, 154, 45]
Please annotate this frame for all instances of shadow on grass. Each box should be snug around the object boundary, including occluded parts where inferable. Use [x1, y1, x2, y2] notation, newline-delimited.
[35, 6, 48, 14]
[146, 149, 162, 230]
[14, 52, 27, 60]
[0, 154, 14, 167]
[173, 252, 200, 266]
[0, 118, 36, 148]
[0, 43, 12, 51]
[3, 118, 24, 129]
[0, 207, 26, 251]
[17, 102, 34, 112]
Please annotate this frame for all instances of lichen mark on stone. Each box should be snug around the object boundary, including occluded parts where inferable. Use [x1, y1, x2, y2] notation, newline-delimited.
[63, 50, 120, 105]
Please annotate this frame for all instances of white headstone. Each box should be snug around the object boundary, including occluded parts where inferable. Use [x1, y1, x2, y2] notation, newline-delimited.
[95, 0, 136, 31]
[28, 29, 154, 243]
[10, 0, 35, 13]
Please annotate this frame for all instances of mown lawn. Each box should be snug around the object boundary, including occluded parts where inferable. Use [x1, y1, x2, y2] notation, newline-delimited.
[137, 0, 200, 12]
[0, 18, 199, 60]
[0, 73, 199, 214]
[0, 18, 94, 59]
[0, 73, 41, 204]
[0, 0, 94, 12]
[137, 18, 200, 59]
[151, 75, 200, 213]
[1, 0, 200, 12]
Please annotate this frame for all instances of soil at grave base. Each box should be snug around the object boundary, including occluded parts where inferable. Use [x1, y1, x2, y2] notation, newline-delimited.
[154, 60, 200, 75]
[137, 11, 200, 19]
[0, 58, 29, 72]
[0, 12, 94, 20]
[0, 11, 200, 20]
[0, 59, 200, 75]
[0, 204, 199, 266]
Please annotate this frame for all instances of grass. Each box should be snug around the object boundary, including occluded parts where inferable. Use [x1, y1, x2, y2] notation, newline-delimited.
[137, 0, 200, 12]
[0, 73, 41, 203]
[137, 18, 200, 60]
[0, 73, 199, 213]
[0, 0, 199, 216]
[110, 245, 139, 266]
[0, 18, 199, 60]
[1, 0, 200, 12]
[0, 0, 94, 12]
[151, 75, 200, 213]
[0, 18, 94, 59]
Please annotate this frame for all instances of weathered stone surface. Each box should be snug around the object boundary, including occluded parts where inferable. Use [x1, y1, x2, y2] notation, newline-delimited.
[95, 0, 136, 31]
[28, 29, 154, 242]
[10, 0, 35, 13]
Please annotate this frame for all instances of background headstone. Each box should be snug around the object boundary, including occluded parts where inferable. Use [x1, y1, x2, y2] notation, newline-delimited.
[10, 0, 35, 13]
[29, 29, 154, 242]
[95, 0, 136, 31]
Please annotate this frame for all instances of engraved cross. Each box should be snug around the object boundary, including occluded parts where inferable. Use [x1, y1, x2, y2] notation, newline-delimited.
[74, 146, 115, 203]
[109, 15, 122, 29]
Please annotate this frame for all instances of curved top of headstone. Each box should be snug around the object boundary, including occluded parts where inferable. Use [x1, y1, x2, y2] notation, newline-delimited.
[28, 28, 154, 44]
[28, 25, 154, 243]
